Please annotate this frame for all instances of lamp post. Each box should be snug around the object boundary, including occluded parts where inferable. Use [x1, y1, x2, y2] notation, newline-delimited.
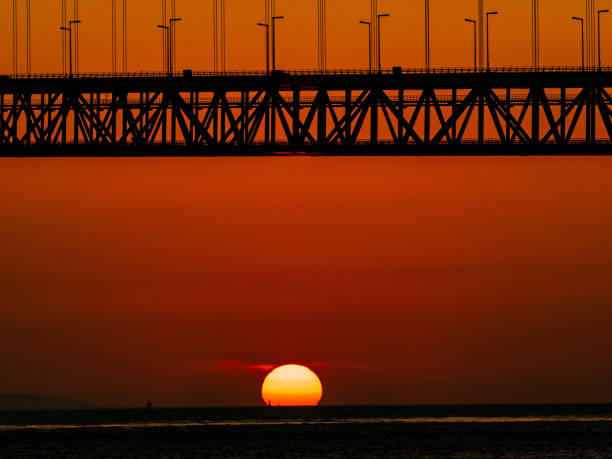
[486, 11, 498, 70]
[359, 20, 372, 72]
[465, 18, 477, 71]
[257, 22, 270, 74]
[60, 20, 81, 77]
[169, 18, 181, 75]
[157, 24, 169, 73]
[377, 13, 390, 72]
[60, 26, 72, 77]
[272, 16, 284, 71]
[572, 16, 585, 70]
[598, 9, 609, 69]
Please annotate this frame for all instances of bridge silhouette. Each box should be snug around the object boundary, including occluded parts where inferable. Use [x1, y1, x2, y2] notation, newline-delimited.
[1, 67, 612, 156]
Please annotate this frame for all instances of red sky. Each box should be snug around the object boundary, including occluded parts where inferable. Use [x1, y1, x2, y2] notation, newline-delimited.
[2, 156, 612, 407]
[1, 0, 611, 408]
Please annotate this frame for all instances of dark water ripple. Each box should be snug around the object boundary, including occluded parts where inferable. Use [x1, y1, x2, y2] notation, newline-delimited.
[2, 405, 612, 458]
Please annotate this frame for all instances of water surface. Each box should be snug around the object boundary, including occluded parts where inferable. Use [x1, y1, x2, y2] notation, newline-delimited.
[2, 405, 612, 458]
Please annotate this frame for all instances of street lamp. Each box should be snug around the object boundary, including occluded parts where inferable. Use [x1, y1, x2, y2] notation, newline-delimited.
[257, 22, 270, 74]
[598, 9, 609, 69]
[272, 16, 284, 71]
[359, 20, 372, 72]
[157, 24, 169, 73]
[157, 18, 181, 76]
[465, 18, 477, 71]
[486, 11, 498, 70]
[572, 16, 584, 70]
[377, 14, 390, 72]
[169, 18, 182, 75]
[59, 20, 81, 77]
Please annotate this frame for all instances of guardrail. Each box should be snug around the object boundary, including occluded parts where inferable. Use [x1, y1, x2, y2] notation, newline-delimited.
[26, 139, 612, 147]
[2, 66, 612, 80]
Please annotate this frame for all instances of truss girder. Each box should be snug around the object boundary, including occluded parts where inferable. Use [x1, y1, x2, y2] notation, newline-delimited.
[1, 81, 612, 152]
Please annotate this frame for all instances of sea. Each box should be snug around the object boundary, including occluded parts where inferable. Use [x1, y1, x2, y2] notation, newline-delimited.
[1, 404, 612, 458]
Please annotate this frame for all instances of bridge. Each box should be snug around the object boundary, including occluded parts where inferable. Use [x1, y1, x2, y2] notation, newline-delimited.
[1, 67, 612, 156]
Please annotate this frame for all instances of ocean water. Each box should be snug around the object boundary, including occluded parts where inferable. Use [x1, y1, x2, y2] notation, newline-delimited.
[2, 405, 612, 458]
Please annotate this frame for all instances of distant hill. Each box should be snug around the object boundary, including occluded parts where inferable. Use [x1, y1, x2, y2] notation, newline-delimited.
[0, 394, 96, 411]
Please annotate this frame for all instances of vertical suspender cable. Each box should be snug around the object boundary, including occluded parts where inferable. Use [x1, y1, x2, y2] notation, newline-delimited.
[265, 0, 273, 67]
[374, 0, 376, 70]
[478, 0, 484, 68]
[425, 0, 430, 70]
[532, 0, 540, 68]
[222, 0, 226, 71]
[172, 0, 176, 72]
[586, 0, 595, 67]
[162, 0, 166, 72]
[213, 0, 226, 72]
[592, 0, 596, 66]
[62, 0, 67, 74]
[531, 0, 534, 67]
[371, 0, 376, 70]
[12, 0, 17, 75]
[317, 0, 326, 70]
[25, 0, 30, 74]
[26, 0, 31, 73]
[122, 0, 127, 72]
[213, 0, 217, 71]
[586, 0, 590, 66]
[536, 0, 540, 67]
[323, 0, 327, 70]
[271, 0, 275, 66]
[592, 0, 595, 66]
[375, 0, 378, 69]
[112, 0, 117, 73]
[74, 0, 79, 74]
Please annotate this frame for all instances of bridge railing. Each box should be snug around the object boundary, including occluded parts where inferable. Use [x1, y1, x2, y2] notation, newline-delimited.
[36, 139, 612, 148]
[2, 66, 612, 80]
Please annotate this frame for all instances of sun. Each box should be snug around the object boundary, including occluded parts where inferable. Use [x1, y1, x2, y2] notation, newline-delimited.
[261, 364, 323, 407]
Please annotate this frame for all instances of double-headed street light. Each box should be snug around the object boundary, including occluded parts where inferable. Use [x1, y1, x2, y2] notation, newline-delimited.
[572, 16, 585, 70]
[257, 16, 284, 74]
[598, 9, 609, 69]
[359, 20, 372, 72]
[486, 11, 498, 70]
[465, 18, 477, 71]
[377, 13, 390, 72]
[60, 19, 81, 77]
[157, 18, 182, 76]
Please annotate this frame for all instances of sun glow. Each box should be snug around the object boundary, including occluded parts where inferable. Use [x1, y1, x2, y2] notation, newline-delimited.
[261, 365, 323, 406]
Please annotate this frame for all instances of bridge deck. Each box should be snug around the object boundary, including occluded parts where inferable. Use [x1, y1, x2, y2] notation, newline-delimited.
[1, 68, 612, 156]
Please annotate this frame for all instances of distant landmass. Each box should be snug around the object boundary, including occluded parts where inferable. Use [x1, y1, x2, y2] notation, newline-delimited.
[0, 394, 96, 411]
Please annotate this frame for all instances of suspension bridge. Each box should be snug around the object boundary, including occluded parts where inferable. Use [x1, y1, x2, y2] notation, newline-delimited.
[1, 67, 612, 156]
[2, 1, 611, 156]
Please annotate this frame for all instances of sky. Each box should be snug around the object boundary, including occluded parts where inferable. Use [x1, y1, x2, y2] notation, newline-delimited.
[2, 156, 612, 407]
[0, 0, 610, 74]
[1, 1, 612, 408]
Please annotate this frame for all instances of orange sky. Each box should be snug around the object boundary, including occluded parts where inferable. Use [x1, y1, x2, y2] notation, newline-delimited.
[0, 0, 609, 74]
[2, 156, 612, 407]
[2, 1, 612, 408]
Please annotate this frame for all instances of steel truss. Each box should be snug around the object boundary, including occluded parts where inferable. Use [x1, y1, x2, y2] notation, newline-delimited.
[1, 70, 612, 155]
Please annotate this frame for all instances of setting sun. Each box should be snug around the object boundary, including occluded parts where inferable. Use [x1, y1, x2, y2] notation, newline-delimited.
[261, 365, 323, 407]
